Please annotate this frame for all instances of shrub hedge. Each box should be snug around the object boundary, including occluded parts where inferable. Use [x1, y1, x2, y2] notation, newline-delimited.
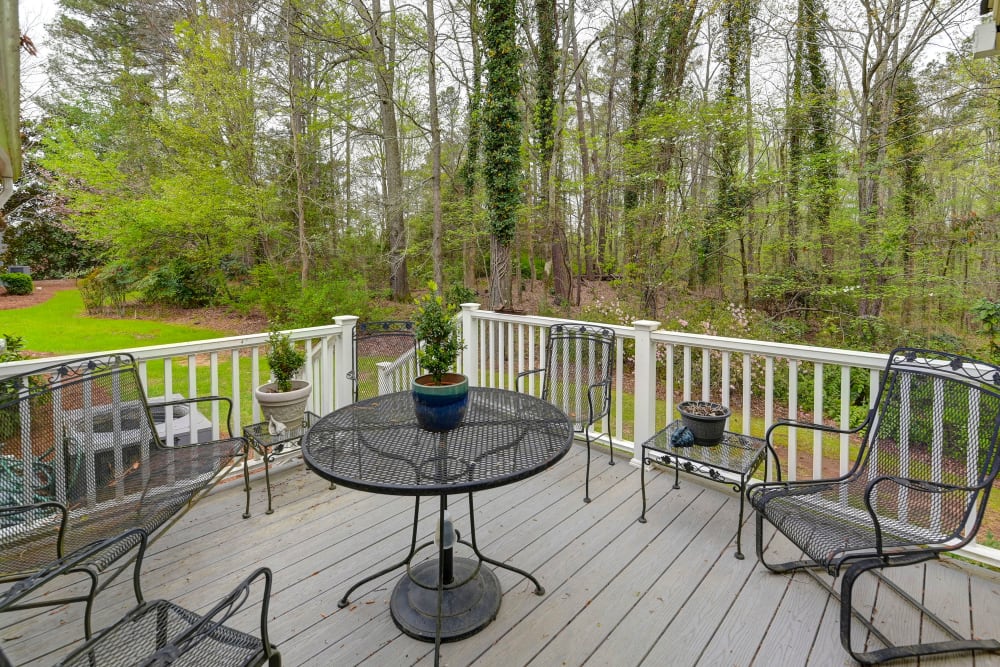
[1, 273, 33, 295]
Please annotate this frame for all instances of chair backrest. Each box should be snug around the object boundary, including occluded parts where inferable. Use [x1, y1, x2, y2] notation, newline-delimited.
[0, 354, 234, 577]
[857, 347, 1000, 543]
[352, 321, 419, 402]
[541, 323, 615, 429]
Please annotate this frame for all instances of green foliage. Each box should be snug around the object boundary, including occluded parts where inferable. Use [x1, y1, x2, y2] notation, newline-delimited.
[414, 282, 463, 383]
[137, 259, 219, 309]
[446, 284, 478, 306]
[265, 329, 306, 392]
[519, 254, 545, 279]
[0, 335, 29, 437]
[236, 265, 382, 327]
[1, 273, 34, 295]
[973, 299, 1000, 361]
[1, 218, 100, 280]
[76, 264, 133, 315]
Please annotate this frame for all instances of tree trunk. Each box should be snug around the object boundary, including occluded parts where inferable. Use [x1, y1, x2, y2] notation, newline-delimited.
[354, 0, 408, 301]
[426, 0, 443, 289]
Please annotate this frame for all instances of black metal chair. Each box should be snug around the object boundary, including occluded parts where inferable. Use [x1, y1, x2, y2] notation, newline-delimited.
[0, 524, 280, 666]
[748, 348, 1000, 664]
[0, 354, 244, 640]
[517, 323, 615, 503]
[349, 321, 419, 402]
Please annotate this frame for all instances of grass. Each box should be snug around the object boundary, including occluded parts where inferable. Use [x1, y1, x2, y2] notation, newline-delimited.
[1, 290, 230, 355]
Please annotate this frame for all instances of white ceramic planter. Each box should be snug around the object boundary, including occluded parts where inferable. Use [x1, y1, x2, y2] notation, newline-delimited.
[254, 379, 312, 425]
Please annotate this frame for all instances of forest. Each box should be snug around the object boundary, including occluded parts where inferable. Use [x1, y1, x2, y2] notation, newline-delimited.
[3, 0, 1000, 360]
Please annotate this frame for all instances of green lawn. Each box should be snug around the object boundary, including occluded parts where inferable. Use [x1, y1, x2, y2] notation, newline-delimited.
[1, 290, 229, 355]
[1, 289, 263, 425]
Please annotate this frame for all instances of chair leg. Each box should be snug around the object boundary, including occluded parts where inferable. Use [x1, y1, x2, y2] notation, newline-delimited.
[82, 569, 99, 640]
[753, 508, 824, 574]
[583, 432, 592, 503]
[839, 556, 1000, 664]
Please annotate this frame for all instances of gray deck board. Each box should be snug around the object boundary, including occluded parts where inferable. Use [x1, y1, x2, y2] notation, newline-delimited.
[3, 443, 1000, 667]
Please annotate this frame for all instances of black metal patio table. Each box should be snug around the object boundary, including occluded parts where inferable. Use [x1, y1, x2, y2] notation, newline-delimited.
[301, 387, 573, 662]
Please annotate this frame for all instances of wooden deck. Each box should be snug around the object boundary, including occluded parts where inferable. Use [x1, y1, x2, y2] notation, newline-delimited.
[4, 442, 1000, 666]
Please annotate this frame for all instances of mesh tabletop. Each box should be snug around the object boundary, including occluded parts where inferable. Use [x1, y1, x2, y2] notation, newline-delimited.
[303, 388, 574, 495]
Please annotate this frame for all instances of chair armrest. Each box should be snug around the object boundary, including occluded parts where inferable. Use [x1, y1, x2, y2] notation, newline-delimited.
[765, 414, 871, 445]
[587, 379, 612, 422]
[864, 475, 988, 551]
[516, 368, 545, 393]
[156, 395, 236, 442]
[145, 567, 276, 663]
[0, 527, 147, 611]
[0, 501, 68, 558]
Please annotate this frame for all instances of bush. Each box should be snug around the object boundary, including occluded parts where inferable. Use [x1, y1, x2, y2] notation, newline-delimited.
[1, 273, 33, 295]
[76, 264, 133, 315]
[236, 265, 383, 327]
[138, 260, 219, 308]
[446, 284, 478, 306]
[1, 218, 100, 279]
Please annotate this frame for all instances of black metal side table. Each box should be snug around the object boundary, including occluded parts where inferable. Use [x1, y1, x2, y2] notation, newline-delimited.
[638, 420, 781, 559]
[242, 411, 320, 518]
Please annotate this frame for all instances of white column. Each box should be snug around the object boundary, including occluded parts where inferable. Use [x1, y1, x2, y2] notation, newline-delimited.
[460, 303, 481, 387]
[631, 319, 661, 466]
[333, 316, 358, 409]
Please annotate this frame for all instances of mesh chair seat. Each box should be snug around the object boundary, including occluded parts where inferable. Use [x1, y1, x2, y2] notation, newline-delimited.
[0, 532, 279, 667]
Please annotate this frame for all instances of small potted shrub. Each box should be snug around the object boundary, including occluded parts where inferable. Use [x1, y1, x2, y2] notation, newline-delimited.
[677, 401, 730, 445]
[411, 282, 467, 431]
[254, 329, 311, 426]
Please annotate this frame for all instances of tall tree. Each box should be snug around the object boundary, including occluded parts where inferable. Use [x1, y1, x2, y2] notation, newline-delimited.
[427, 0, 444, 288]
[702, 0, 757, 299]
[353, 0, 409, 301]
[534, 0, 570, 302]
[482, 0, 522, 310]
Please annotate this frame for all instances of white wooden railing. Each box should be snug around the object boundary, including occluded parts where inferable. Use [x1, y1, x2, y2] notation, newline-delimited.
[3, 309, 998, 566]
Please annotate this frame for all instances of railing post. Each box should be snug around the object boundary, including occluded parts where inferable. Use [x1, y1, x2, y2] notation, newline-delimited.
[334, 315, 358, 409]
[460, 303, 481, 387]
[631, 319, 660, 466]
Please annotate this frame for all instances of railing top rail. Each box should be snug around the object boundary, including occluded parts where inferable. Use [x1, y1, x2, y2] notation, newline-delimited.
[468, 310, 639, 338]
[469, 309, 888, 370]
[0, 324, 344, 377]
[648, 331, 889, 369]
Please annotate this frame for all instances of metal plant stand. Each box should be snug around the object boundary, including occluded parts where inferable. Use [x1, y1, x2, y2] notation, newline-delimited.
[638, 420, 780, 559]
[243, 411, 320, 518]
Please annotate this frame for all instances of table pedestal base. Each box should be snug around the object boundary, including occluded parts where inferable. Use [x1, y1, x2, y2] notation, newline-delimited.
[390, 557, 501, 642]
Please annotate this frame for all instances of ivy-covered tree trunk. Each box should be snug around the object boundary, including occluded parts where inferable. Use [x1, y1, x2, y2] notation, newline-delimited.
[483, 0, 522, 310]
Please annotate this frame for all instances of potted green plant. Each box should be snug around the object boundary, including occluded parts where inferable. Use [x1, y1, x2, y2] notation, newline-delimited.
[254, 329, 311, 427]
[411, 282, 467, 431]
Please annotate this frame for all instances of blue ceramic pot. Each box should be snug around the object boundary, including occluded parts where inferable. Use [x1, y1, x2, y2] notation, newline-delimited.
[412, 373, 469, 432]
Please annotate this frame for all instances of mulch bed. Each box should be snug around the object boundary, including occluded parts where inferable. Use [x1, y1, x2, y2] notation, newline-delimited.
[0, 279, 79, 310]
